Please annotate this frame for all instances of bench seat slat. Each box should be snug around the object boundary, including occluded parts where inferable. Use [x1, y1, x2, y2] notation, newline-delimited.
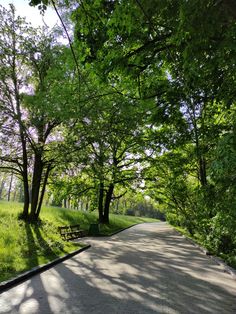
[58, 224, 86, 241]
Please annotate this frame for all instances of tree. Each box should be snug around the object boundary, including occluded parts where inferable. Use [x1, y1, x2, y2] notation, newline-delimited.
[59, 88, 149, 223]
[0, 4, 71, 221]
[0, 4, 34, 217]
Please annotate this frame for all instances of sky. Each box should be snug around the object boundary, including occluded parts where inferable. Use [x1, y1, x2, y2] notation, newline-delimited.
[0, 0, 59, 28]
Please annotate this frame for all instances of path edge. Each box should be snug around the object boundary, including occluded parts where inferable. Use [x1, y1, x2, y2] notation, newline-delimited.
[173, 227, 236, 280]
[0, 244, 91, 294]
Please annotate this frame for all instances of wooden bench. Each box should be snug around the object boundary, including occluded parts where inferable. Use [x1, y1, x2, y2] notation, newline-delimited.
[58, 224, 86, 241]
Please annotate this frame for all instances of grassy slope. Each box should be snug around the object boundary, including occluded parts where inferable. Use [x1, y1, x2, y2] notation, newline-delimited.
[0, 201, 158, 282]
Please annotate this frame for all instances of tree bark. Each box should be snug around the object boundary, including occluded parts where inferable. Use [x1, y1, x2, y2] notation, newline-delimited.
[20, 137, 30, 219]
[30, 153, 43, 221]
[35, 164, 51, 219]
[63, 198, 67, 208]
[22, 173, 30, 219]
[103, 183, 114, 224]
[0, 178, 5, 200]
[199, 156, 207, 187]
[98, 182, 104, 223]
[15, 91, 30, 218]
[7, 173, 13, 202]
[193, 120, 207, 186]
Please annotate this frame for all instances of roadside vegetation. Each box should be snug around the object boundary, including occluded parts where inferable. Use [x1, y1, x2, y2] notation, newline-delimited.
[0, 201, 158, 283]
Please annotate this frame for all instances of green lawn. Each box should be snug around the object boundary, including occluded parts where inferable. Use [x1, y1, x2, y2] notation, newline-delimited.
[0, 201, 158, 283]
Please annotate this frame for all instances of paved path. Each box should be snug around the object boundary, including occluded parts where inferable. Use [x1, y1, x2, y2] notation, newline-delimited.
[0, 222, 236, 314]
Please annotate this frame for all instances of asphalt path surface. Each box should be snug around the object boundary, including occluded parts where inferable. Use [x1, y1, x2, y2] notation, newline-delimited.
[0, 222, 236, 314]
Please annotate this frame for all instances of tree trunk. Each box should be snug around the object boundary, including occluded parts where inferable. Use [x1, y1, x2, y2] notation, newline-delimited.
[30, 153, 43, 221]
[18, 121, 30, 219]
[103, 183, 114, 224]
[190, 102, 208, 187]
[63, 198, 67, 208]
[22, 174, 30, 219]
[0, 178, 5, 200]
[194, 128, 207, 186]
[98, 182, 104, 223]
[86, 198, 89, 211]
[7, 173, 13, 202]
[35, 164, 51, 219]
[199, 156, 207, 186]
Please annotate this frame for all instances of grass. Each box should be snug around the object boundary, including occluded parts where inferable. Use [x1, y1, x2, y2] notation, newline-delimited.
[0, 200, 158, 283]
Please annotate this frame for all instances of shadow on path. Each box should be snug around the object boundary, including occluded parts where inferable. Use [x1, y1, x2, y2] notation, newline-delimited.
[0, 223, 236, 314]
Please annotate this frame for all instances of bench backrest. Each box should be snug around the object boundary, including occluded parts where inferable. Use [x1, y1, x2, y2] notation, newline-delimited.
[58, 224, 81, 233]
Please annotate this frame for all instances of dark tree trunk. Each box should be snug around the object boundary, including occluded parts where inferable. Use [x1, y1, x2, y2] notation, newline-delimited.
[19, 123, 30, 219]
[35, 164, 51, 219]
[191, 102, 208, 187]
[63, 199, 67, 208]
[7, 173, 13, 202]
[30, 153, 43, 221]
[199, 156, 207, 186]
[103, 183, 114, 224]
[194, 130, 207, 186]
[22, 174, 30, 219]
[98, 182, 104, 223]
[0, 178, 5, 200]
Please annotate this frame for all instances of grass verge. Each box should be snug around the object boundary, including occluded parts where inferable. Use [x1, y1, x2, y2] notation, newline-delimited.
[0, 201, 158, 283]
